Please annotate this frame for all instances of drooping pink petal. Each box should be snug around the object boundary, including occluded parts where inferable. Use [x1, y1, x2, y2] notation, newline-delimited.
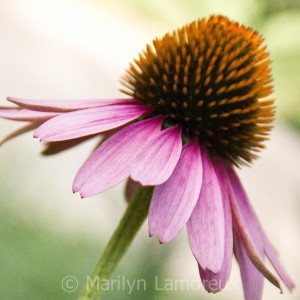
[73, 117, 163, 197]
[226, 166, 282, 292]
[7, 97, 139, 112]
[130, 126, 182, 185]
[148, 140, 202, 243]
[264, 242, 295, 291]
[199, 160, 233, 293]
[0, 122, 42, 146]
[187, 150, 225, 273]
[226, 167, 263, 251]
[34, 104, 151, 142]
[227, 167, 295, 291]
[0, 107, 58, 121]
[235, 232, 265, 300]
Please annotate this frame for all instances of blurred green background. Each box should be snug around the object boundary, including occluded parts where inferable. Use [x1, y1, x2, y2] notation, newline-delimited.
[0, 0, 299, 299]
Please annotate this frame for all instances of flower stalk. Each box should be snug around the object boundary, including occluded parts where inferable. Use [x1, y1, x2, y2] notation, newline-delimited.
[79, 186, 154, 300]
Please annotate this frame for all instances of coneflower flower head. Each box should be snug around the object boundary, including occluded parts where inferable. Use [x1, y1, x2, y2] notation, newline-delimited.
[121, 15, 274, 166]
[0, 15, 294, 300]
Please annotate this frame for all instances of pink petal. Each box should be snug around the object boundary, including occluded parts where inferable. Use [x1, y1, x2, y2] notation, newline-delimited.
[187, 150, 225, 273]
[199, 160, 233, 293]
[264, 243, 295, 291]
[7, 97, 139, 112]
[226, 167, 263, 253]
[73, 117, 163, 197]
[148, 140, 202, 243]
[130, 126, 182, 185]
[227, 167, 282, 292]
[235, 232, 265, 300]
[0, 107, 58, 121]
[227, 167, 295, 291]
[34, 104, 151, 142]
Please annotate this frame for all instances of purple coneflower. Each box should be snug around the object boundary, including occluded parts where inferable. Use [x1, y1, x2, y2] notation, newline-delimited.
[0, 15, 295, 299]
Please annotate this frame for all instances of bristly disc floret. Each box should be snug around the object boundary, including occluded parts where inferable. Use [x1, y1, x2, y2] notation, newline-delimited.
[121, 15, 275, 166]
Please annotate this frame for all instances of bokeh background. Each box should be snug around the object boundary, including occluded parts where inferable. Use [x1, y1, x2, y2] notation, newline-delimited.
[0, 0, 299, 299]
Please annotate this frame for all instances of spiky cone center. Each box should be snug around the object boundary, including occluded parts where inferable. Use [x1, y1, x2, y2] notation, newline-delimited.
[121, 15, 275, 166]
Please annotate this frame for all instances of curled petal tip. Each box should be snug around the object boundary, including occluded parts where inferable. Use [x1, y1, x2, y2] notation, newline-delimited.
[79, 192, 85, 199]
[35, 138, 42, 142]
[6, 97, 22, 106]
[78, 190, 93, 199]
[148, 231, 166, 244]
[72, 185, 79, 194]
[33, 131, 40, 139]
[158, 236, 168, 244]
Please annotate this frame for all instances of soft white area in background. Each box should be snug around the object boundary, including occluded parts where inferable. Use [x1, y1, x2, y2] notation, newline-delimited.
[0, 1, 299, 299]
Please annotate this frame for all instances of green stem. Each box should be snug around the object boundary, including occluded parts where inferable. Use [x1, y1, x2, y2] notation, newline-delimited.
[79, 186, 154, 300]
